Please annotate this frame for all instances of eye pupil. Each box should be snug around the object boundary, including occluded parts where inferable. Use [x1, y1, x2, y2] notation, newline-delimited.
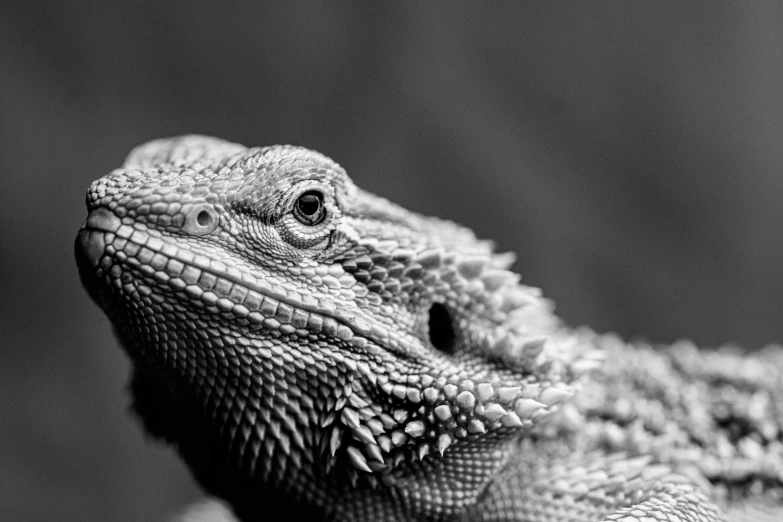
[297, 193, 321, 216]
[293, 190, 326, 226]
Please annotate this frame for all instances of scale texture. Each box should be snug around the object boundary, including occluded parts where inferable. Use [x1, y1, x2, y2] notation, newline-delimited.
[75, 136, 783, 521]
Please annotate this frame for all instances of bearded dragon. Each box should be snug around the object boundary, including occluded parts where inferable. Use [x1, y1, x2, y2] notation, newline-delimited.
[75, 136, 783, 521]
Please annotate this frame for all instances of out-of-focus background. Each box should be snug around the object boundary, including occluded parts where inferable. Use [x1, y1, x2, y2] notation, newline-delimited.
[2, 2, 782, 520]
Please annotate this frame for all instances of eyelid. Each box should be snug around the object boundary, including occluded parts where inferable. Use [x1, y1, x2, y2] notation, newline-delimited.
[282, 182, 329, 210]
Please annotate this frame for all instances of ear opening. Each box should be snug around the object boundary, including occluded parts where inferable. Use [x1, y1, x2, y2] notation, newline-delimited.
[428, 302, 456, 355]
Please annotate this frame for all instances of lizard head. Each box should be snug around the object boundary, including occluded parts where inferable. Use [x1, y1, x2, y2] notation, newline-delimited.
[76, 136, 600, 516]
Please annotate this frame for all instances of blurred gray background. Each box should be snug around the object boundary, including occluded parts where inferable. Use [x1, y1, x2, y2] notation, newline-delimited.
[2, 2, 782, 520]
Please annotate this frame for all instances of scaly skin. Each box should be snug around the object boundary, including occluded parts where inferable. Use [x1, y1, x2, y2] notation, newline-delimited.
[75, 136, 783, 521]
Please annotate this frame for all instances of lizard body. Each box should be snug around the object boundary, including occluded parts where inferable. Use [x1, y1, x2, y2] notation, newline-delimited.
[75, 136, 783, 521]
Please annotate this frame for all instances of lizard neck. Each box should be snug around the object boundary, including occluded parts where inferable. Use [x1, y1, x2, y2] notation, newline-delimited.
[120, 329, 334, 507]
[126, 328, 521, 521]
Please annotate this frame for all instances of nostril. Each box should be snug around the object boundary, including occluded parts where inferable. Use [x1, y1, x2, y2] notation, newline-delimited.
[428, 302, 456, 355]
[197, 210, 213, 227]
[183, 203, 219, 236]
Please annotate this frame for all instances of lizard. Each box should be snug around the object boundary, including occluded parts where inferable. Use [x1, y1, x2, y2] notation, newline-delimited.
[75, 135, 783, 522]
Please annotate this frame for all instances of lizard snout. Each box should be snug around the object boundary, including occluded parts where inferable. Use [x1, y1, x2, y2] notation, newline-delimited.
[76, 208, 121, 268]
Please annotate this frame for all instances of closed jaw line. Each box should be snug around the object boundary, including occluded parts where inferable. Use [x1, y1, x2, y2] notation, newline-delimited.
[79, 208, 423, 357]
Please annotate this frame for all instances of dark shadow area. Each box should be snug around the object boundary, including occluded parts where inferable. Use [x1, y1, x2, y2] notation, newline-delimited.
[428, 303, 456, 355]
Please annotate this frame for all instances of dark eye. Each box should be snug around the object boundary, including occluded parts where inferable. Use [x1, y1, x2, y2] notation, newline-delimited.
[293, 191, 326, 225]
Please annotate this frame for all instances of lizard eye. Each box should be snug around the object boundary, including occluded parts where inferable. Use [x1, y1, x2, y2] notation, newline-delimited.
[275, 187, 336, 250]
[293, 191, 326, 226]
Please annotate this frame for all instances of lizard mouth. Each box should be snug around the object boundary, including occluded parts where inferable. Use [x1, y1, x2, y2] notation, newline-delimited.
[75, 208, 124, 306]
[75, 207, 422, 358]
[76, 208, 122, 266]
